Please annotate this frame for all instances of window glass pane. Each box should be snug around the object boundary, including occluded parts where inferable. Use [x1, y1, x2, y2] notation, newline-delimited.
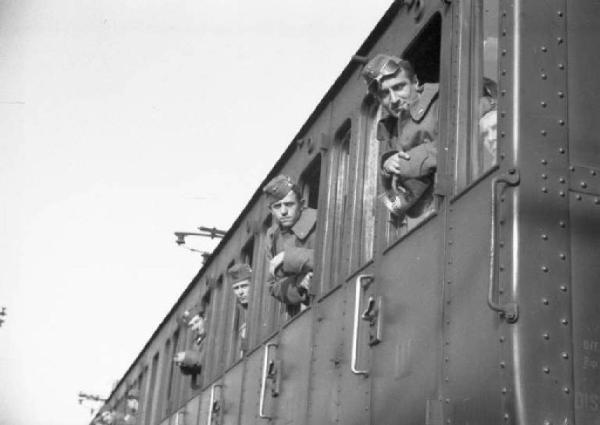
[470, 0, 499, 181]
[300, 155, 321, 210]
[329, 122, 351, 287]
[360, 102, 381, 263]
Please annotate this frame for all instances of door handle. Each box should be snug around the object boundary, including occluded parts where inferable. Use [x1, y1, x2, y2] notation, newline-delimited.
[361, 295, 383, 346]
[487, 170, 520, 323]
[352, 274, 374, 375]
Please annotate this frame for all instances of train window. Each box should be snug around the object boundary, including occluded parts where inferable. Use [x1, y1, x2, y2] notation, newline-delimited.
[164, 330, 179, 415]
[359, 99, 382, 264]
[255, 215, 286, 342]
[144, 353, 159, 425]
[133, 369, 145, 423]
[370, 14, 441, 245]
[241, 237, 254, 269]
[227, 299, 245, 363]
[328, 121, 351, 287]
[300, 155, 321, 209]
[204, 276, 225, 382]
[456, 0, 499, 189]
[157, 338, 171, 419]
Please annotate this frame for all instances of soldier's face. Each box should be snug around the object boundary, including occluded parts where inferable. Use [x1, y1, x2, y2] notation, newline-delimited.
[126, 398, 139, 413]
[480, 109, 497, 156]
[188, 314, 206, 337]
[270, 190, 302, 229]
[377, 70, 418, 117]
[232, 279, 250, 306]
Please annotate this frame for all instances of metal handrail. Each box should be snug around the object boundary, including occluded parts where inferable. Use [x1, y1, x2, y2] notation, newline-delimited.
[207, 383, 222, 425]
[487, 170, 520, 323]
[259, 343, 277, 418]
[351, 274, 373, 375]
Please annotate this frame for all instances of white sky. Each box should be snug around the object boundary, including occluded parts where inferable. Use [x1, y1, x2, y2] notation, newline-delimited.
[0, 1, 392, 424]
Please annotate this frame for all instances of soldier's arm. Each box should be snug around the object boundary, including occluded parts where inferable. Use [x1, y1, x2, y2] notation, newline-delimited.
[281, 247, 314, 275]
[396, 140, 437, 178]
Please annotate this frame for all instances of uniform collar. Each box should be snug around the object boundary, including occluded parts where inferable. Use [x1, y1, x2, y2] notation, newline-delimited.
[285, 208, 317, 241]
[409, 83, 439, 121]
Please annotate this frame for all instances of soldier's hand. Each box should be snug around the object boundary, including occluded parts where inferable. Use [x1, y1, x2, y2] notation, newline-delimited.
[269, 252, 285, 276]
[299, 272, 313, 291]
[383, 152, 411, 175]
[173, 352, 185, 365]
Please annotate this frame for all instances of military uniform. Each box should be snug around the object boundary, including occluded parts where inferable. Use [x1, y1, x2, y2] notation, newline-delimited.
[266, 207, 317, 311]
[262, 175, 318, 314]
[378, 83, 439, 217]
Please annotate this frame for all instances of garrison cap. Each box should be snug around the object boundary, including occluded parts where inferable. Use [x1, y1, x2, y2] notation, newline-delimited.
[126, 388, 139, 399]
[227, 263, 252, 284]
[263, 174, 300, 204]
[362, 53, 404, 93]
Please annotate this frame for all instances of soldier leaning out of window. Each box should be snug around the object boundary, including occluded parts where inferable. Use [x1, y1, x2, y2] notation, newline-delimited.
[173, 305, 206, 376]
[227, 263, 252, 354]
[362, 54, 439, 218]
[263, 174, 316, 315]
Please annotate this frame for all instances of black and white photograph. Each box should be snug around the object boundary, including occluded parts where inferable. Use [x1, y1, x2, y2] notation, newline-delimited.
[1, 1, 599, 424]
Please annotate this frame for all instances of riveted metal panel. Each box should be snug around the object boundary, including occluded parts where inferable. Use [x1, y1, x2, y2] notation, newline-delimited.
[569, 165, 600, 196]
[510, 0, 575, 423]
[370, 215, 443, 425]
[271, 312, 312, 425]
[337, 278, 372, 425]
[183, 396, 200, 425]
[306, 286, 348, 425]
[238, 341, 270, 425]
[197, 388, 212, 425]
[444, 179, 505, 425]
[567, 0, 600, 167]
[221, 362, 244, 425]
[570, 192, 600, 425]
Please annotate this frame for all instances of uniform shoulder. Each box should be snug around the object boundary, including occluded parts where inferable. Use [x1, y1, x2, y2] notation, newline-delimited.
[291, 208, 317, 241]
[410, 83, 439, 121]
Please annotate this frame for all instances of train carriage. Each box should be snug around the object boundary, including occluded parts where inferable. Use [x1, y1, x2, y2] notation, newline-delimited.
[93, 1, 600, 424]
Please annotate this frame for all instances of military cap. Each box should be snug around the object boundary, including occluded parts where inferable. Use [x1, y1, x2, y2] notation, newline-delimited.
[263, 174, 301, 204]
[362, 54, 414, 95]
[126, 388, 139, 400]
[227, 263, 252, 284]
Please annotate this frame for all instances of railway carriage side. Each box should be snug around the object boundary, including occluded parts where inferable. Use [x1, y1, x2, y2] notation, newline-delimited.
[91, 1, 600, 425]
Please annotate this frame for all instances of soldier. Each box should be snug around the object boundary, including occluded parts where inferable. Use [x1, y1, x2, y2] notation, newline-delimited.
[479, 77, 498, 169]
[227, 263, 252, 356]
[174, 303, 207, 381]
[263, 174, 317, 315]
[362, 54, 439, 218]
[228, 263, 252, 309]
[123, 388, 139, 425]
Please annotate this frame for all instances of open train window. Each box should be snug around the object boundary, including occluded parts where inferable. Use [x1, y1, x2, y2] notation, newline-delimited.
[456, 0, 499, 190]
[300, 155, 321, 209]
[241, 237, 254, 269]
[366, 13, 441, 245]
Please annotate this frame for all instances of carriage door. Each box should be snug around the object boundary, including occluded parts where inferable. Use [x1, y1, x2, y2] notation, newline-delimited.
[434, 1, 510, 423]
[364, 12, 449, 425]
